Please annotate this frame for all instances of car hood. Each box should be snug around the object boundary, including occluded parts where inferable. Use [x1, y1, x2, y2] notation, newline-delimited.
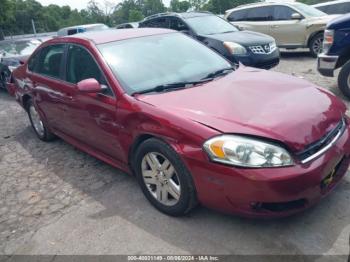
[307, 15, 340, 25]
[135, 67, 346, 152]
[202, 30, 274, 46]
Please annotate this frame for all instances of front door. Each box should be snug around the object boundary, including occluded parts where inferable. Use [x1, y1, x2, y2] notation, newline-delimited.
[269, 5, 306, 46]
[62, 44, 123, 161]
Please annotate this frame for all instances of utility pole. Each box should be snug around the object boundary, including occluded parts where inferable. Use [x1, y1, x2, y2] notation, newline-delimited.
[31, 19, 37, 36]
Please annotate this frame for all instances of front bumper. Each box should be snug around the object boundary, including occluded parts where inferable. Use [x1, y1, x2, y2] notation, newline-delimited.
[231, 49, 280, 70]
[184, 125, 350, 218]
[317, 54, 339, 77]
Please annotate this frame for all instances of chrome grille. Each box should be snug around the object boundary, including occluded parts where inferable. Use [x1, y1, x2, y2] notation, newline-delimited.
[249, 42, 277, 54]
[297, 117, 346, 164]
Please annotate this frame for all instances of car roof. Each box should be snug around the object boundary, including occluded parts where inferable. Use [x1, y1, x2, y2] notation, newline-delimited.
[47, 28, 175, 45]
[313, 0, 350, 7]
[58, 23, 106, 31]
[143, 11, 213, 21]
[226, 1, 300, 12]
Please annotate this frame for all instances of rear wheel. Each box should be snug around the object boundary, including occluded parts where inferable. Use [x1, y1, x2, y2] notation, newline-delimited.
[27, 99, 55, 141]
[309, 33, 323, 58]
[134, 138, 197, 216]
[338, 60, 350, 99]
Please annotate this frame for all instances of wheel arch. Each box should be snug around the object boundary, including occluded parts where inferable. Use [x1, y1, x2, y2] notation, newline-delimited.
[307, 30, 324, 47]
[22, 94, 32, 111]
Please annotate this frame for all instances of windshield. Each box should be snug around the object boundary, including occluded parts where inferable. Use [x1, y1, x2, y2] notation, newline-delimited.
[0, 39, 41, 58]
[292, 3, 326, 17]
[185, 15, 238, 35]
[98, 33, 231, 94]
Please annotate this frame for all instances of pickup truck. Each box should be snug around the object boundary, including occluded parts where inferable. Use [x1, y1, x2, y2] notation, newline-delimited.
[318, 13, 350, 98]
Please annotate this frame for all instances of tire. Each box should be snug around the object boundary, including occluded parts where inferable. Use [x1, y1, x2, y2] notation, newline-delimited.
[134, 138, 197, 216]
[27, 99, 55, 141]
[0, 73, 6, 91]
[338, 60, 350, 99]
[309, 33, 323, 58]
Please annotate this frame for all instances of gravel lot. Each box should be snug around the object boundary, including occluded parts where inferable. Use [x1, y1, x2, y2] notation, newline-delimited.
[0, 51, 350, 259]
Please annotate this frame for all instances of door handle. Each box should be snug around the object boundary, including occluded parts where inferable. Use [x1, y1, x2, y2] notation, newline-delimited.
[271, 25, 279, 28]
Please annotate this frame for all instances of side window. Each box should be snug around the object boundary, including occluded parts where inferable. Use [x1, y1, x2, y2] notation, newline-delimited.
[142, 18, 170, 28]
[273, 6, 295, 20]
[67, 29, 78, 35]
[28, 50, 41, 72]
[66, 45, 113, 97]
[227, 9, 247, 22]
[34, 44, 65, 79]
[246, 6, 273, 21]
[169, 18, 188, 31]
[328, 3, 349, 14]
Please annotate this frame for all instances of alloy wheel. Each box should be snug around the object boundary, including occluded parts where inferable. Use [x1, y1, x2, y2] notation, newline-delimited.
[29, 105, 45, 137]
[312, 37, 323, 55]
[141, 152, 181, 206]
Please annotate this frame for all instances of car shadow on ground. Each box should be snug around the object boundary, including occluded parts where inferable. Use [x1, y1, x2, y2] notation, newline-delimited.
[280, 50, 314, 59]
[12, 120, 350, 258]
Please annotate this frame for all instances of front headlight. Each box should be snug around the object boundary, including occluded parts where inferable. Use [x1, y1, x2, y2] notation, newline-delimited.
[223, 42, 247, 55]
[203, 135, 293, 167]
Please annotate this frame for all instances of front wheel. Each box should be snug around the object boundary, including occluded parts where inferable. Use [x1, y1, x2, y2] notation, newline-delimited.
[27, 99, 55, 141]
[134, 138, 197, 216]
[309, 33, 323, 58]
[338, 60, 350, 99]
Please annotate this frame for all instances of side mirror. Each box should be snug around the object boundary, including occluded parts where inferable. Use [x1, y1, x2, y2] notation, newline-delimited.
[19, 58, 26, 65]
[291, 13, 302, 20]
[77, 78, 102, 93]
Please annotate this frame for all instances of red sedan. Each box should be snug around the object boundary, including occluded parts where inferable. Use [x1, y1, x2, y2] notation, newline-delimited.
[9, 28, 350, 217]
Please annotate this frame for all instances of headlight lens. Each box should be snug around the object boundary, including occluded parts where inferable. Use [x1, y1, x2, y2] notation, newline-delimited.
[322, 29, 334, 54]
[223, 42, 247, 55]
[203, 135, 293, 167]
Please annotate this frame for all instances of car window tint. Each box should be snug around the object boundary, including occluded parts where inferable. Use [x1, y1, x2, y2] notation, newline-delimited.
[227, 9, 247, 21]
[169, 18, 188, 31]
[246, 6, 273, 21]
[327, 3, 350, 14]
[28, 50, 41, 72]
[35, 44, 64, 79]
[66, 45, 113, 96]
[273, 6, 295, 20]
[142, 18, 170, 28]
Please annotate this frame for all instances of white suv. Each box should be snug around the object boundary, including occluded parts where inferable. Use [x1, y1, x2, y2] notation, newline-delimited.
[225, 2, 339, 57]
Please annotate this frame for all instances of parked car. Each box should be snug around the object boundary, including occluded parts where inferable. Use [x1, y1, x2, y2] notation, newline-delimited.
[139, 12, 280, 69]
[0, 38, 48, 92]
[116, 22, 139, 29]
[313, 0, 350, 15]
[318, 13, 350, 99]
[225, 2, 339, 57]
[57, 23, 109, 36]
[10, 28, 350, 218]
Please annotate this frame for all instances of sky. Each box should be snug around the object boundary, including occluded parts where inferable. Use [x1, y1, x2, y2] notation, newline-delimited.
[37, 0, 171, 10]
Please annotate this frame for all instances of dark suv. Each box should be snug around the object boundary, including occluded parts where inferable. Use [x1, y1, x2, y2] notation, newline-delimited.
[139, 12, 280, 69]
[318, 13, 350, 98]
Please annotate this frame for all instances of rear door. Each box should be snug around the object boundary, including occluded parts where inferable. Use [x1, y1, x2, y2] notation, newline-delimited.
[270, 5, 306, 46]
[27, 44, 67, 131]
[228, 6, 272, 35]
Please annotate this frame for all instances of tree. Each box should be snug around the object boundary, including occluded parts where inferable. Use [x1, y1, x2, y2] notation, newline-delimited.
[129, 9, 144, 22]
[170, 0, 191, 12]
[141, 0, 166, 16]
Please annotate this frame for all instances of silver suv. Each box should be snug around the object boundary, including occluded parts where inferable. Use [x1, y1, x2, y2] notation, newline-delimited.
[225, 2, 339, 57]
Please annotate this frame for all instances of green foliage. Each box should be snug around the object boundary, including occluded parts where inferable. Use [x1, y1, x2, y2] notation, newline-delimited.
[170, 0, 191, 12]
[0, 0, 334, 36]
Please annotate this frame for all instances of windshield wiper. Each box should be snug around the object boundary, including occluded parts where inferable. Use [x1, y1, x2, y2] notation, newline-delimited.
[133, 78, 214, 95]
[204, 67, 234, 79]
